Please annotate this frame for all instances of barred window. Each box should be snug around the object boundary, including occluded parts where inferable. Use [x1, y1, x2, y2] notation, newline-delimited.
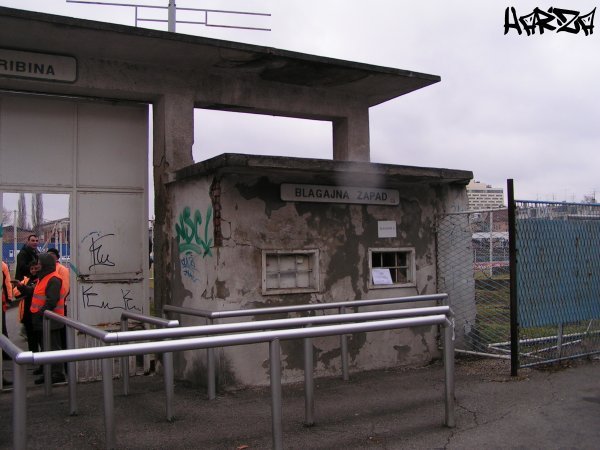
[369, 248, 415, 289]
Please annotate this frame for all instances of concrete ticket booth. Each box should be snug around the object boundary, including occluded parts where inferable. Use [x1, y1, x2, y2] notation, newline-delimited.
[0, 6, 472, 385]
[168, 155, 470, 385]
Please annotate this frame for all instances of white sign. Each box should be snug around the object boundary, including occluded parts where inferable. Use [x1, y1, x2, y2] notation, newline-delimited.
[372, 268, 394, 285]
[0, 48, 77, 82]
[378, 220, 397, 238]
[281, 184, 399, 205]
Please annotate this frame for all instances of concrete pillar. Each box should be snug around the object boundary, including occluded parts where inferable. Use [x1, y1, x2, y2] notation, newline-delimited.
[332, 108, 370, 162]
[153, 92, 195, 311]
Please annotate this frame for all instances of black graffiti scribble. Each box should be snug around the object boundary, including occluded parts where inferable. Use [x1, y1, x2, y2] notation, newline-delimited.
[505, 7, 595, 36]
[81, 285, 142, 312]
[83, 232, 116, 271]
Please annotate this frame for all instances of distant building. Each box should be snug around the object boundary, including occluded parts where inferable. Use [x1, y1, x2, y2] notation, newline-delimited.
[467, 180, 505, 210]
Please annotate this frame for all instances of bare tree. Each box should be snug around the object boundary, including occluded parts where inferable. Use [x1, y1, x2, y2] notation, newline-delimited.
[2, 207, 12, 224]
[17, 193, 27, 229]
[31, 193, 44, 236]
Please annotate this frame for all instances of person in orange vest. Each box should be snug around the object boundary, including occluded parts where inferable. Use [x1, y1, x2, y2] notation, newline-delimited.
[47, 248, 69, 371]
[47, 248, 69, 297]
[2, 261, 14, 386]
[30, 253, 67, 385]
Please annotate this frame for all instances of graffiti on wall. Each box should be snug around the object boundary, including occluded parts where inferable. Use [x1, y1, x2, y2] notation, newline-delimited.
[175, 206, 213, 283]
[81, 284, 142, 312]
[81, 230, 116, 271]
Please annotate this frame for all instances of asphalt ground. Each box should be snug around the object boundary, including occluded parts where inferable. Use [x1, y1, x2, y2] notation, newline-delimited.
[1, 354, 599, 449]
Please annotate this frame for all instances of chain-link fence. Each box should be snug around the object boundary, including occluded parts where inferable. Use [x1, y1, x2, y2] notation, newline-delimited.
[436, 209, 510, 358]
[515, 201, 600, 367]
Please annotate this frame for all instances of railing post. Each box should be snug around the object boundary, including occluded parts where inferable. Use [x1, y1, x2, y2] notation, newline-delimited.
[303, 327, 315, 426]
[443, 319, 455, 428]
[102, 358, 116, 450]
[120, 317, 130, 396]
[207, 318, 216, 400]
[339, 306, 349, 381]
[508, 179, 520, 376]
[43, 315, 52, 395]
[557, 323, 564, 358]
[12, 360, 27, 450]
[163, 351, 175, 422]
[269, 339, 283, 450]
[66, 326, 78, 415]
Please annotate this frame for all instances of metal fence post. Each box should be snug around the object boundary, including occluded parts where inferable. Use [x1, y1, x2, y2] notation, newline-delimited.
[120, 316, 130, 396]
[339, 306, 349, 381]
[443, 319, 455, 427]
[507, 179, 519, 376]
[66, 326, 77, 416]
[207, 317, 216, 400]
[12, 360, 27, 450]
[557, 323, 564, 358]
[303, 328, 314, 426]
[163, 351, 175, 421]
[43, 315, 52, 395]
[269, 339, 283, 450]
[102, 357, 116, 450]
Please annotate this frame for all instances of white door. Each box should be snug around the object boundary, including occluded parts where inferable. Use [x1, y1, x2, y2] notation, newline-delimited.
[0, 93, 149, 327]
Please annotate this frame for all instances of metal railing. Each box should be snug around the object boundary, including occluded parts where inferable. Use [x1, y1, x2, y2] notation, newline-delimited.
[42, 311, 179, 420]
[66, 1, 272, 32]
[164, 293, 447, 399]
[50, 304, 452, 427]
[2, 308, 455, 450]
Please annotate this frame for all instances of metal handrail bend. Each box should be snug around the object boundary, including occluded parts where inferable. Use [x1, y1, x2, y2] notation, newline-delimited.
[42, 311, 179, 421]
[164, 293, 447, 398]
[2, 313, 455, 450]
[51, 306, 452, 427]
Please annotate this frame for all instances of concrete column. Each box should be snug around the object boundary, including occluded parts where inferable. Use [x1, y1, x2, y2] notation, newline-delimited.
[153, 92, 195, 312]
[332, 108, 370, 162]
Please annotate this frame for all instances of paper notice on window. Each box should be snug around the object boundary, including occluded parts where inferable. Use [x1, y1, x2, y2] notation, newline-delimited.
[372, 268, 393, 285]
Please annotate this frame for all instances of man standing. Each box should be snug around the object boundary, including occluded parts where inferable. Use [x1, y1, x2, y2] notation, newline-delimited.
[15, 234, 39, 281]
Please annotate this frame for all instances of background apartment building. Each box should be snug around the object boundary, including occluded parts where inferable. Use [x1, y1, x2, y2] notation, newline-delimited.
[467, 180, 505, 210]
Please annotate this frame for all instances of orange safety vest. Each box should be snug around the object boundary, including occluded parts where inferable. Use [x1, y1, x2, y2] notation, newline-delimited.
[13, 276, 30, 299]
[30, 270, 66, 316]
[14, 276, 33, 322]
[2, 261, 12, 312]
[56, 262, 70, 297]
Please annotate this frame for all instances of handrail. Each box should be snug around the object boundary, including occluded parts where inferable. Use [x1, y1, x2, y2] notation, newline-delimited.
[0, 334, 23, 360]
[120, 311, 179, 328]
[2, 311, 455, 450]
[163, 293, 447, 320]
[113, 306, 452, 342]
[46, 305, 452, 428]
[34, 316, 451, 363]
[164, 293, 447, 398]
[43, 313, 109, 341]
[42, 311, 180, 419]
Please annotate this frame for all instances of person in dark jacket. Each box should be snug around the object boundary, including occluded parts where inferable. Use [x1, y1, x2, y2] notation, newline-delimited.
[13, 260, 41, 353]
[15, 234, 39, 281]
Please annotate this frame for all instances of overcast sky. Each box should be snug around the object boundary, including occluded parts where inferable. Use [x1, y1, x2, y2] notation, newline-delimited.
[1, 0, 599, 221]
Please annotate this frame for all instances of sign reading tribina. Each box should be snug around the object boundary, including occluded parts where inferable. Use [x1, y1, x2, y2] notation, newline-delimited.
[0, 48, 77, 82]
[281, 183, 399, 205]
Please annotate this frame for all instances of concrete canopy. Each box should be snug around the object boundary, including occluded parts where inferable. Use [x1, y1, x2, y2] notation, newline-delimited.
[0, 6, 439, 108]
[169, 154, 472, 188]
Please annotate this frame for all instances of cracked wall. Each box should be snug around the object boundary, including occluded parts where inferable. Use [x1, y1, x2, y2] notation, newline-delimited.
[169, 172, 468, 387]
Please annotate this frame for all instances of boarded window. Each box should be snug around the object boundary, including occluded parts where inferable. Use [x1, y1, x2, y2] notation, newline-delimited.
[262, 250, 319, 295]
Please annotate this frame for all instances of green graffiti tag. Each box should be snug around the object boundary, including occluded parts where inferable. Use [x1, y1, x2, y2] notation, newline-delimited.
[175, 206, 213, 257]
